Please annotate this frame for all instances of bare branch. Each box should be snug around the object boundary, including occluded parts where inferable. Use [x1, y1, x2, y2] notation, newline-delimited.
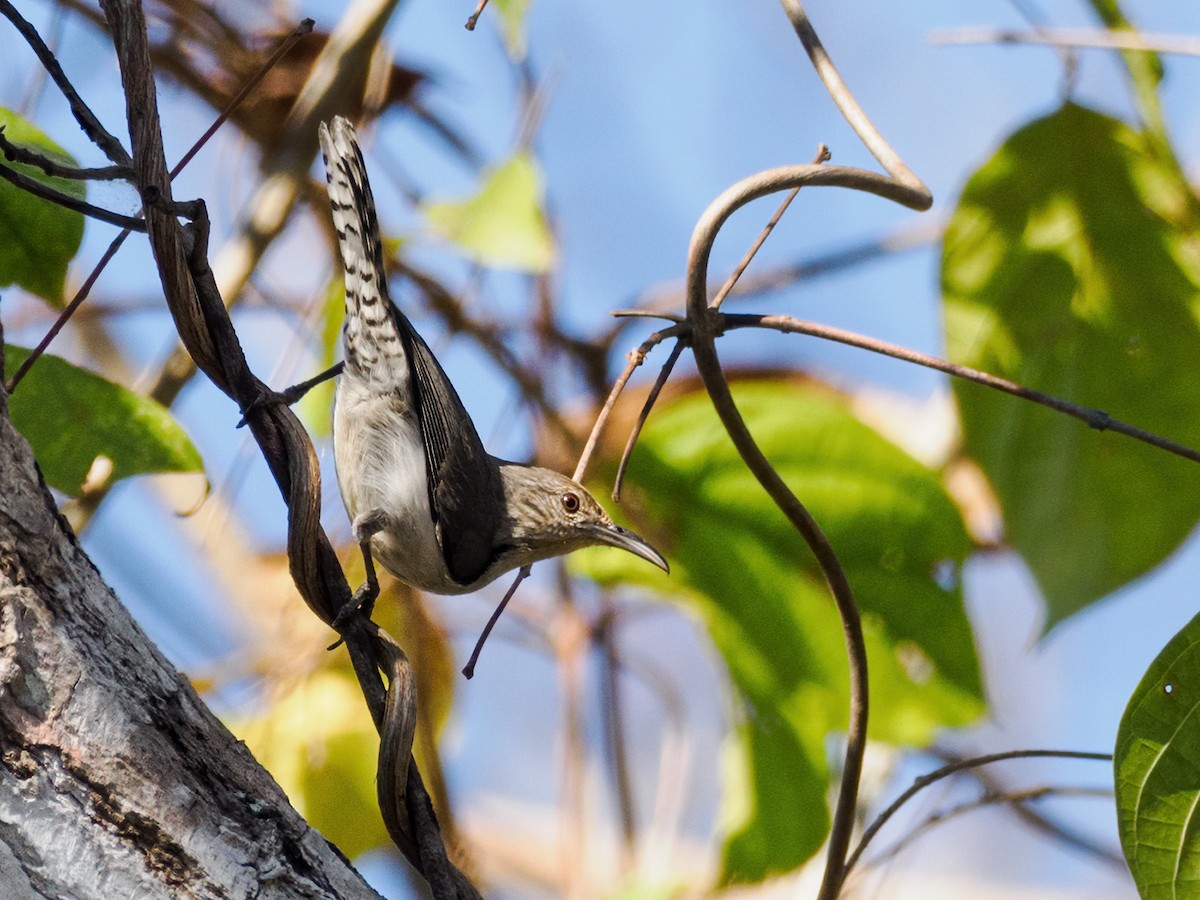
[725, 312, 1200, 466]
[613, 338, 685, 501]
[464, 0, 491, 32]
[0, 0, 131, 166]
[0, 159, 142, 229]
[844, 748, 1112, 884]
[931, 26, 1200, 57]
[573, 322, 687, 484]
[711, 144, 830, 311]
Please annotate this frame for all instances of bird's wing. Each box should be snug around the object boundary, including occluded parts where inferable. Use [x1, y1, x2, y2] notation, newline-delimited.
[321, 116, 504, 586]
[404, 323, 506, 585]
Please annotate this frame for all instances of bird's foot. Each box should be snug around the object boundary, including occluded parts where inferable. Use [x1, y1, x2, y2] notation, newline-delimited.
[326, 580, 379, 651]
[236, 363, 345, 428]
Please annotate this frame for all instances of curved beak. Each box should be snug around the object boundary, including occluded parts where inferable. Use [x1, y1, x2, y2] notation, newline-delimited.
[588, 523, 669, 573]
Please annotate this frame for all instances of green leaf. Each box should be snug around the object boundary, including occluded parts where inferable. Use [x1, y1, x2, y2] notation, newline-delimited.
[575, 378, 983, 883]
[423, 152, 554, 272]
[942, 103, 1200, 628]
[4, 346, 203, 495]
[0, 109, 86, 304]
[231, 669, 389, 858]
[296, 276, 343, 439]
[489, 0, 534, 60]
[1115, 612, 1200, 898]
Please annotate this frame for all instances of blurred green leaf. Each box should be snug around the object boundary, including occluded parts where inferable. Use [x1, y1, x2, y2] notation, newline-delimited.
[423, 152, 554, 272]
[1115, 611, 1200, 898]
[232, 669, 389, 858]
[575, 378, 983, 883]
[296, 276, 343, 439]
[489, 0, 534, 60]
[228, 576, 456, 859]
[0, 109, 86, 304]
[943, 103, 1200, 629]
[4, 345, 202, 495]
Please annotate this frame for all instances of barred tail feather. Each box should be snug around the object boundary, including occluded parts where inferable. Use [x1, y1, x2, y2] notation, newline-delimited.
[319, 116, 408, 391]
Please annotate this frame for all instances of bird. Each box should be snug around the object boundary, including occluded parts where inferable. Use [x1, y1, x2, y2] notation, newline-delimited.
[317, 116, 667, 620]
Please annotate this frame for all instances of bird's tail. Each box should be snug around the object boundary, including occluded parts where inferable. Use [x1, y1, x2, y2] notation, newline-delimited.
[318, 116, 408, 390]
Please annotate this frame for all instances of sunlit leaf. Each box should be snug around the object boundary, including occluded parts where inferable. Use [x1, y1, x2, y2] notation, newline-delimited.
[4, 345, 202, 495]
[233, 669, 389, 859]
[490, 0, 534, 60]
[423, 152, 554, 272]
[942, 103, 1200, 628]
[575, 377, 983, 883]
[228, 575, 457, 859]
[296, 276, 343, 439]
[0, 109, 86, 304]
[1115, 611, 1200, 898]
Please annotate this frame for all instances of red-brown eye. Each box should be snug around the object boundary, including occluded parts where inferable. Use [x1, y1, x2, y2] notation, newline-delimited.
[561, 492, 581, 513]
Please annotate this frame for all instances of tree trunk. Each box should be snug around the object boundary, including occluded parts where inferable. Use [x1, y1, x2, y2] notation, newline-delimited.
[0, 356, 378, 898]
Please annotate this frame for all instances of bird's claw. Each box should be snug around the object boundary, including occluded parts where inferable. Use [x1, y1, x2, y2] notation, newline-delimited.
[325, 581, 379, 651]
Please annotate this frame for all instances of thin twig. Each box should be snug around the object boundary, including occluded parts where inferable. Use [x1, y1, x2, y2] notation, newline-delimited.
[711, 144, 830, 311]
[572, 322, 687, 484]
[843, 749, 1112, 885]
[6, 230, 131, 393]
[0, 129, 129, 180]
[596, 599, 636, 871]
[613, 338, 685, 501]
[862, 784, 1114, 879]
[0, 160, 144, 229]
[930, 26, 1200, 57]
[782, 0, 929, 201]
[0, 0, 131, 166]
[169, 18, 315, 178]
[464, 0, 490, 31]
[934, 745, 1125, 869]
[724, 313, 1200, 466]
[461, 565, 530, 679]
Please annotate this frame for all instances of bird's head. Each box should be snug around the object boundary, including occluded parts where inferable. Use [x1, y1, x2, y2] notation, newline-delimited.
[496, 464, 668, 573]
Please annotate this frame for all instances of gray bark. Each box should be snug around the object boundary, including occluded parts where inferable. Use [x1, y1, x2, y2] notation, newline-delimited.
[0, 375, 378, 898]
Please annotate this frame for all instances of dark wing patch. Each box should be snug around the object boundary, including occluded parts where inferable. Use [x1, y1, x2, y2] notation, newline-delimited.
[401, 317, 506, 585]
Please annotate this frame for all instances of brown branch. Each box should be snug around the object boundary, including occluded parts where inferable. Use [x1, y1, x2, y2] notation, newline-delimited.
[464, 0, 490, 31]
[0, 0, 131, 166]
[0, 159, 143, 229]
[6, 230, 131, 394]
[678, 4, 933, 897]
[0, 129, 129, 179]
[724, 313, 1200, 466]
[710, 144, 831, 311]
[572, 322, 687, 484]
[612, 338, 685, 501]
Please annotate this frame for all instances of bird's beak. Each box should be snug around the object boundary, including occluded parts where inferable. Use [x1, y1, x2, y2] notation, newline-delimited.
[588, 523, 670, 573]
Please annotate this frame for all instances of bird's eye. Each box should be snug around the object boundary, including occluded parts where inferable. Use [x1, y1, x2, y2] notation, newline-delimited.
[561, 492, 581, 513]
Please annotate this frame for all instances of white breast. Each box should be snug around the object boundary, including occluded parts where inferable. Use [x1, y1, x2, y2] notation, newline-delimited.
[333, 374, 465, 593]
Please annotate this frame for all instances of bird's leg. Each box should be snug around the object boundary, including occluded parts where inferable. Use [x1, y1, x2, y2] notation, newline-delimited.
[236, 361, 346, 428]
[331, 508, 389, 636]
[461, 565, 532, 679]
